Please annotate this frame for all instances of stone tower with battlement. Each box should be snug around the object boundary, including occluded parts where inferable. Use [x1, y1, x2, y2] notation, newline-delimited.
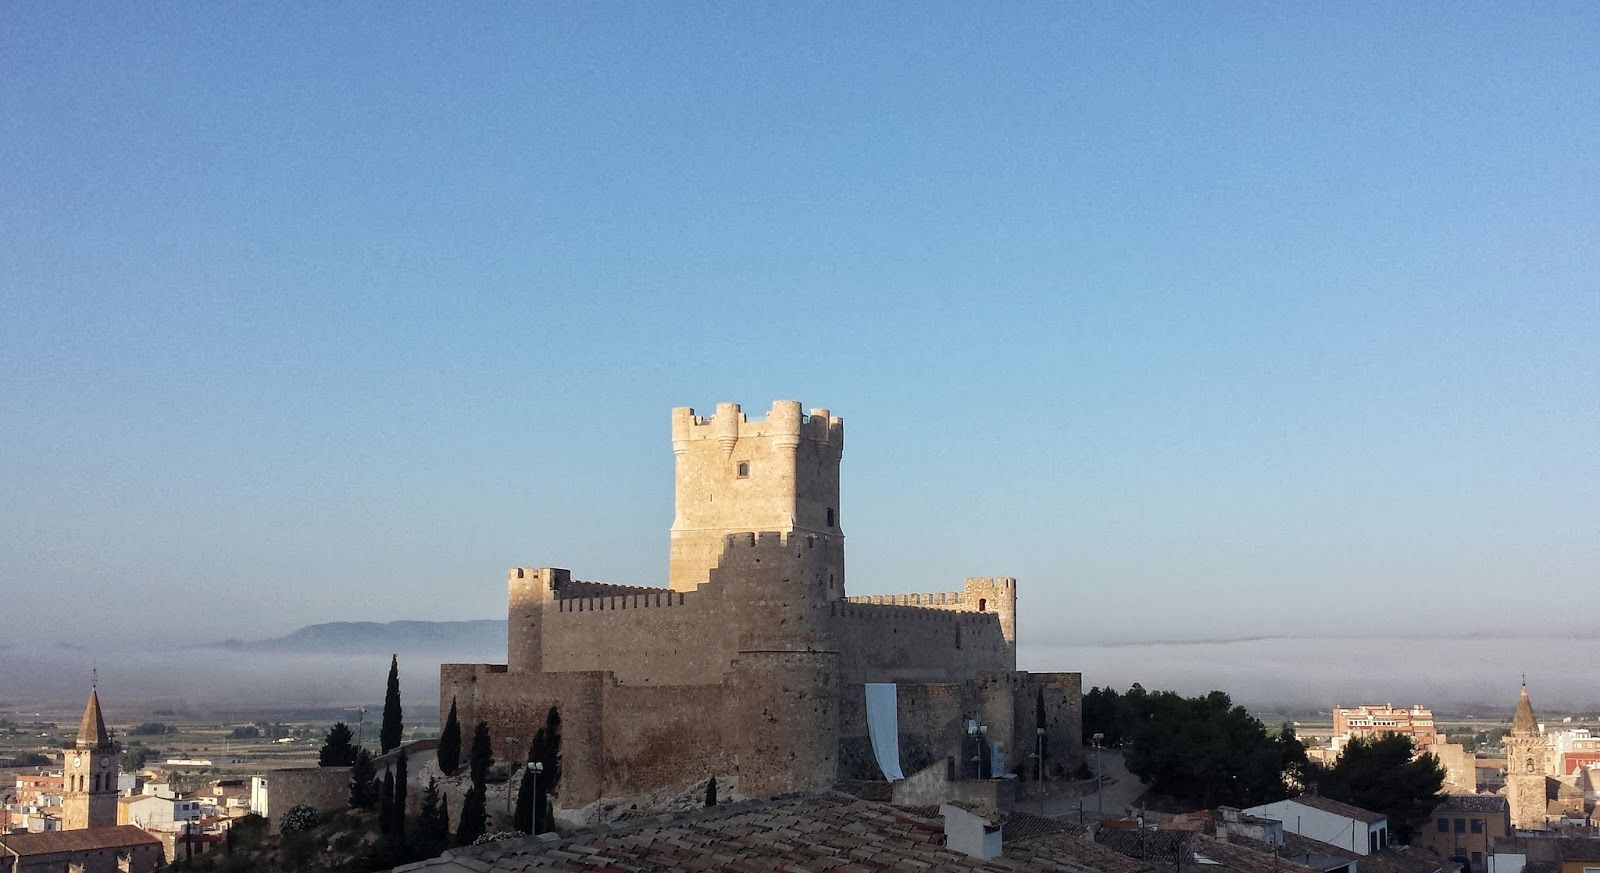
[62, 686, 119, 830]
[1506, 680, 1548, 830]
[442, 400, 1081, 823]
[669, 400, 844, 592]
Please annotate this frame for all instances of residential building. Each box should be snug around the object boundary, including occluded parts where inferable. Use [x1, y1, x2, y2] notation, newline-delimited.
[1333, 705, 1440, 752]
[1243, 796, 1391, 855]
[115, 795, 200, 831]
[1414, 794, 1511, 868]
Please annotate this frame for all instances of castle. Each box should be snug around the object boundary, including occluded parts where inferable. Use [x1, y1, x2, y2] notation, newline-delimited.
[441, 400, 1082, 817]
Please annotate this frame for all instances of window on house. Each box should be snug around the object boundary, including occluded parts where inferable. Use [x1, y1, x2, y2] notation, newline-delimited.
[1437, 818, 1448, 833]
[1470, 819, 1483, 833]
[1471, 852, 1482, 865]
[736, 461, 749, 478]
[1454, 818, 1466, 833]
[826, 507, 834, 527]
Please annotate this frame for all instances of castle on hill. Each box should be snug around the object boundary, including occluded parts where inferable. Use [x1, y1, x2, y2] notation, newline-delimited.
[442, 400, 1083, 818]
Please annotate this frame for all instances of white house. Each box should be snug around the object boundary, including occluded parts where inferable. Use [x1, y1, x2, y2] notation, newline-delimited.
[1242, 796, 1389, 855]
[117, 795, 201, 831]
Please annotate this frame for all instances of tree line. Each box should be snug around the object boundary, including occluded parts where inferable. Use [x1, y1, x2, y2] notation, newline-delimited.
[1083, 683, 1445, 842]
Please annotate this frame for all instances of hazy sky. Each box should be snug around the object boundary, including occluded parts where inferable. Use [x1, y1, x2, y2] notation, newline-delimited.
[3, 5, 1596, 675]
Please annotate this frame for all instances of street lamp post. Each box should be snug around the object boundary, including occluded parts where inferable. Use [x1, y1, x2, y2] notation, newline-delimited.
[529, 762, 544, 834]
[1092, 732, 1105, 817]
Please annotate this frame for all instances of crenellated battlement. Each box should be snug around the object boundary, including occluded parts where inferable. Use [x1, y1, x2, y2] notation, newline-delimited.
[830, 600, 1006, 624]
[556, 580, 673, 600]
[671, 400, 844, 454]
[554, 590, 693, 612]
[845, 591, 969, 608]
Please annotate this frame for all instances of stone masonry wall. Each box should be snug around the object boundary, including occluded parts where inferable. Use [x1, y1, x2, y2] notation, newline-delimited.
[539, 589, 731, 685]
[836, 602, 1012, 684]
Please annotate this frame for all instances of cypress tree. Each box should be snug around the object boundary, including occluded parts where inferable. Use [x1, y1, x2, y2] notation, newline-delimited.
[381, 654, 403, 753]
[468, 721, 493, 786]
[438, 697, 462, 776]
[513, 765, 536, 833]
[379, 770, 396, 832]
[1035, 686, 1049, 780]
[456, 784, 487, 846]
[393, 748, 408, 840]
[704, 776, 717, 807]
[417, 777, 447, 845]
[438, 792, 451, 844]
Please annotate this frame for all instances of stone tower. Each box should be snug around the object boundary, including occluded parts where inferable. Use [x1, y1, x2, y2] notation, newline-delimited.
[62, 687, 119, 830]
[1505, 680, 1547, 830]
[668, 400, 844, 592]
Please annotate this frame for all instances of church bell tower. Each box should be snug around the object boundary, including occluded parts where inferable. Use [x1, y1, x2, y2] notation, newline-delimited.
[62, 685, 119, 830]
[1505, 678, 1548, 831]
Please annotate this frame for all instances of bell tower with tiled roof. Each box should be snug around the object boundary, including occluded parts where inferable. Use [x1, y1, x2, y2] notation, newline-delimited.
[1505, 678, 1548, 831]
[61, 685, 119, 830]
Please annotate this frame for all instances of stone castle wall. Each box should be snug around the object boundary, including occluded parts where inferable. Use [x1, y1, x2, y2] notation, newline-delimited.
[442, 399, 1083, 816]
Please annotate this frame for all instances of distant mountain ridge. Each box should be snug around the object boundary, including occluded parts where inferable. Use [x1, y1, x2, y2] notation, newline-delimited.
[205, 619, 507, 654]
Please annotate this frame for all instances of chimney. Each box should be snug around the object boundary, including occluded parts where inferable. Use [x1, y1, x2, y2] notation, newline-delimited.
[941, 802, 1003, 861]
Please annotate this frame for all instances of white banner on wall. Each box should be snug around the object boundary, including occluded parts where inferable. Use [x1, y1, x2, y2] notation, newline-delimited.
[865, 682, 904, 781]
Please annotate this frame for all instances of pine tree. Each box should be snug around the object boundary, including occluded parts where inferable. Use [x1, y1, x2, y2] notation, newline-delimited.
[379, 770, 396, 832]
[381, 654, 403, 754]
[393, 748, 409, 840]
[350, 748, 379, 809]
[468, 721, 493, 786]
[456, 784, 487, 846]
[437, 697, 462, 776]
[319, 722, 357, 767]
[704, 776, 717, 807]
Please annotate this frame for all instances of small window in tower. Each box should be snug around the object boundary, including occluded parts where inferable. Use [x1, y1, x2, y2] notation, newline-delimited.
[737, 461, 749, 478]
[826, 507, 835, 527]
[978, 598, 987, 612]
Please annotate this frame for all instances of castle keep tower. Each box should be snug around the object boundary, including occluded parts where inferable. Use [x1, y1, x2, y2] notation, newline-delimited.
[62, 686, 119, 830]
[669, 400, 844, 593]
[1505, 680, 1547, 830]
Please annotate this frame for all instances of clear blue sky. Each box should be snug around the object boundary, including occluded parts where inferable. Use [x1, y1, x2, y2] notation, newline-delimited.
[3, 4, 1596, 664]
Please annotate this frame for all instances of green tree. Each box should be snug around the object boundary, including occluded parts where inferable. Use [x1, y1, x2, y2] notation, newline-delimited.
[1121, 688, 1304, 809]
[514, 765, 537, 833]
[1034, 686, 1049, 781]
[468, 721, 493, 786]
[381, 654, 403, 754]
[1306, 734, 1445, 843]
[350, 748, 379, 809]
[379, 769, 396, 832]
[417, 777, 449, 846]
[704, 776, 718, 807]
[393, 748, 409, 840]
[456, 785, 487, 846]
[437, 698, 462, 776]
[319, 722, 358, 767]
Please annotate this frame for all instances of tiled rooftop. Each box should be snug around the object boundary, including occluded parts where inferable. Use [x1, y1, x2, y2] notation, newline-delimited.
[1433, 793, 1509, 813]
[0, 825, 161, 856]
[1289, 795, 1388, 824]
[393, 792, 1152, 873]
